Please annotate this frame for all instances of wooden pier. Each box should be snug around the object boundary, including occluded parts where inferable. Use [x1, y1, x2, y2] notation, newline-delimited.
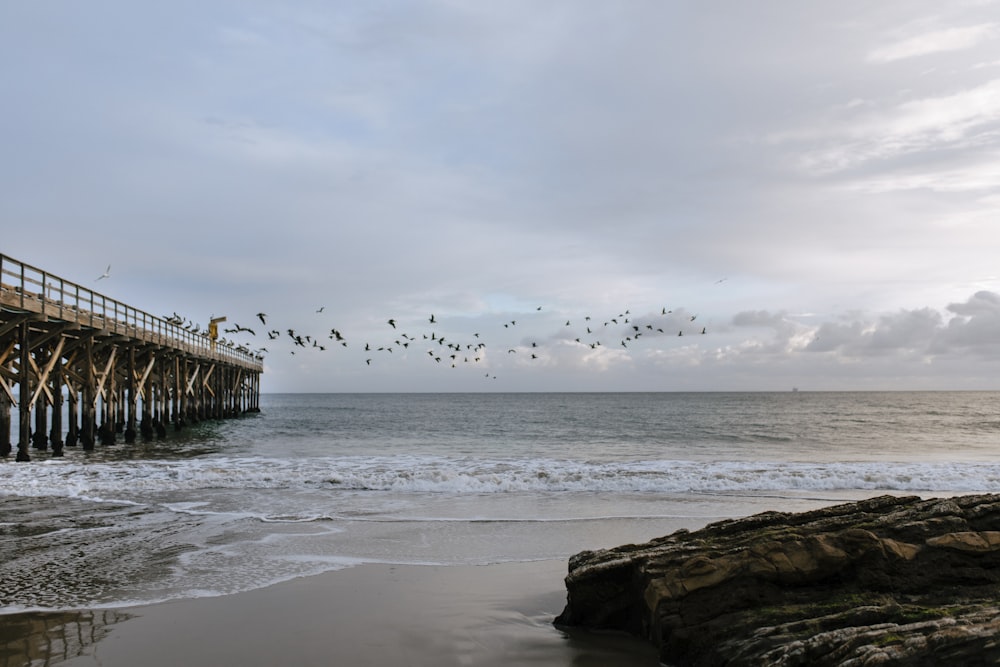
[0, 254, 262, 461]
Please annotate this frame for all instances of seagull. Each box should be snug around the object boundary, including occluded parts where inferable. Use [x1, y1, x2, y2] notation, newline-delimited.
[96, 264, 111, 281]
[257, 313, 267, 325]
[429, 314, 436, 324]
[316, 306, 325, 313]
[388, 319, 396, 329]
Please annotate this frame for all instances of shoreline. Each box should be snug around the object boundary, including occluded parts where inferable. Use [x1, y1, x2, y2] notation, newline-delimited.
[4, 560, 658, 667]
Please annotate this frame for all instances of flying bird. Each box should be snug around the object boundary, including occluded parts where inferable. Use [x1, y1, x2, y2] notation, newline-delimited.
[257, 313, 267, 325]
[388, 319, 396, 328]
[95, 264, 111, 281]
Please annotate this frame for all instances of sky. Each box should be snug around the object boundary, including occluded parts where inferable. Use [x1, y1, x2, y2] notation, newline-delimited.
[2, 1, 1000, 392]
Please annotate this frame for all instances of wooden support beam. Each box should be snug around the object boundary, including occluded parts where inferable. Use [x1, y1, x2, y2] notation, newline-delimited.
[91, 346, 118, 408]
[16, 322, 30, 461]
[0, 339, 17, 405]
[184, 363, 200, 396]
[28, 336, 64, 411]
[134, 352, 156, 403]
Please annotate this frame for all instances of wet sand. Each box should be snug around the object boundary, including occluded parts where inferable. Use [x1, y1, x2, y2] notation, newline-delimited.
[5, 560, 658, 667]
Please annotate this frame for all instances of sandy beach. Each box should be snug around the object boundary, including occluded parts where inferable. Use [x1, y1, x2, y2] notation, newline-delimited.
[3, 560, 658, 667]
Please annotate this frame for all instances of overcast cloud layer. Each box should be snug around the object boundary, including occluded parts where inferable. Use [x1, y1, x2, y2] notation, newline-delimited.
[3, 1, 1000, 392]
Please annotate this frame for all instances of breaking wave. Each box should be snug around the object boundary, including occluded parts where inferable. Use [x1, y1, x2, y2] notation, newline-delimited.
[3, 455, 998, 499]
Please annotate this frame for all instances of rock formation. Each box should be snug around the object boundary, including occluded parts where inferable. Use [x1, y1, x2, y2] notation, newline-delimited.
[555, 494, 1000, 666]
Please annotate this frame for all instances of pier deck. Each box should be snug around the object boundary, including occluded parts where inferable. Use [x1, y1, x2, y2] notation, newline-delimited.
[0, 254, 262, 460]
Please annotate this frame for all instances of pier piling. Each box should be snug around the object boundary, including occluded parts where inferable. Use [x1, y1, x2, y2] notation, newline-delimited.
[0, 254, 262, 461]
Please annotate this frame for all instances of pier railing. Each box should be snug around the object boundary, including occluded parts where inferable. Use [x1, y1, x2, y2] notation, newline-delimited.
[0, 254, 260, 370]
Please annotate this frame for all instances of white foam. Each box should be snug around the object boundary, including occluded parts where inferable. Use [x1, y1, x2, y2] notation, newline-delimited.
[2, 455, 998, 498]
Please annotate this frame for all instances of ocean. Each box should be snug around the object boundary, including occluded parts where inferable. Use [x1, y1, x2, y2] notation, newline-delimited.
[2, 391, 999, 615]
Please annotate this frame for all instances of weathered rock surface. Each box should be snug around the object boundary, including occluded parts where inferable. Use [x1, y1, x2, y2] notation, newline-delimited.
[555, 494, 1000, 666]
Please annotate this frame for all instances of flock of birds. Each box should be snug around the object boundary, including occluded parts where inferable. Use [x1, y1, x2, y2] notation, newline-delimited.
[99, 264, 719, 379]
[161, 304, 712, 380]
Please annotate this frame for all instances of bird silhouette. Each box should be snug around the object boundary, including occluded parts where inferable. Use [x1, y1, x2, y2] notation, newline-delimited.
[257, 313, 267, 325]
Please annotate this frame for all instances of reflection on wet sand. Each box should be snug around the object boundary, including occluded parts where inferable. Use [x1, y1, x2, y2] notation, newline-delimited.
[0, 609, 130, 667]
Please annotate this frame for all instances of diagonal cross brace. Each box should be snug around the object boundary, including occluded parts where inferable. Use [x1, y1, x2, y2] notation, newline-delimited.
[28, 337, 65, 410]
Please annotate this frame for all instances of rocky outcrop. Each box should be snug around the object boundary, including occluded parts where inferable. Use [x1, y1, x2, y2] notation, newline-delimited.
[555, 494, 1000, 666]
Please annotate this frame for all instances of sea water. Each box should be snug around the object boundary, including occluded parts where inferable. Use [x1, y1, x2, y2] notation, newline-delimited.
[2, 391, 999, 612]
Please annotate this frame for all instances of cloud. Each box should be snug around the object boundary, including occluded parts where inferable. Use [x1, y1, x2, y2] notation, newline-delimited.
[843, 158, 1000, 194]
[806, 308, 944, 358]
[732, 310, 789, 328]
[731, 310, 813, 355]
[868, 23, 998, 63]
[946, 289, 1000, 316]
[5, 1, 1000, 391]
[789, 78, 1000, 174]
[936, 290, 1000, 353]
[731, 293, 1000, 365]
